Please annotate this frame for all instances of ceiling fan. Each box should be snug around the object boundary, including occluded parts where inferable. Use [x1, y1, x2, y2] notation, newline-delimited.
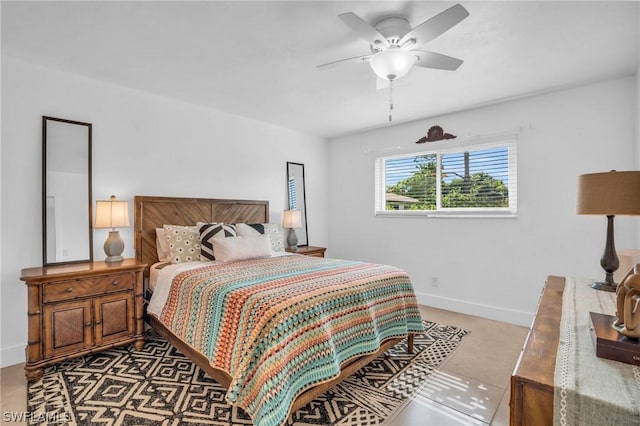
[318, 3, 469, 85]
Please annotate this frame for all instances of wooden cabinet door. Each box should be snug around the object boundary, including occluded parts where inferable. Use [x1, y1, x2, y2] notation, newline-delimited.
[43, 299, 93, 358]
[94, 292, 135, 345]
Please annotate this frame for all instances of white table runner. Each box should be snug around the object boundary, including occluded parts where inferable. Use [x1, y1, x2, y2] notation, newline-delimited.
[554, 277, 640, 425]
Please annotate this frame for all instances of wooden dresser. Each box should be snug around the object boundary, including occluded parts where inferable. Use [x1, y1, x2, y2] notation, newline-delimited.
[20, 259, 146, 381]
[510, 275, 565, 426]
[285, 246, 326, 257]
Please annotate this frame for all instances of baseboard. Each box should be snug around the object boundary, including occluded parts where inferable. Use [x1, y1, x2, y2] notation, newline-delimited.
[415, 292, 534, 327]
[1, 344, 25, 368]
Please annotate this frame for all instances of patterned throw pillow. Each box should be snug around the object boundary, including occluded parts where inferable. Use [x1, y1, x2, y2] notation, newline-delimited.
[197, 222, 237, 261]
[235, 223, 284, 252]
[163, 225, 201, 264]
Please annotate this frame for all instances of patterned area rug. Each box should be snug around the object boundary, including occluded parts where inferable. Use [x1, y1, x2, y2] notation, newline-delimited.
[27, 321, 468, 425]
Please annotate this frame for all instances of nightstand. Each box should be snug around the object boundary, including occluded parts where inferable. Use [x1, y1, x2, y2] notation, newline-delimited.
[20, 258, 146, 381]
[285, 246, 326, 257]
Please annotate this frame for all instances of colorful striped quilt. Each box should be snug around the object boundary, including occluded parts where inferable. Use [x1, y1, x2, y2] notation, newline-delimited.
[159, 255, 424, 426]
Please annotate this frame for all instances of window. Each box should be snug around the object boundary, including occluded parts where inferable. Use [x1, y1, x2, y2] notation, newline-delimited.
[375, 141, 517, 216]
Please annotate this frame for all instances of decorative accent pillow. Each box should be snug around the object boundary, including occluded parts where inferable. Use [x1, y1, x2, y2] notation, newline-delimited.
[212, 235, 272, 263]
[163, 225, 201, 264]
[235, 223, 284, 252]
[155, 228, 171, 262]
[197, 222, 237, 261]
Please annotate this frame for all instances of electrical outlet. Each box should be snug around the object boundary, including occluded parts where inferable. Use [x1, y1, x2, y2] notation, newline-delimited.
[431, 276, 440, 288]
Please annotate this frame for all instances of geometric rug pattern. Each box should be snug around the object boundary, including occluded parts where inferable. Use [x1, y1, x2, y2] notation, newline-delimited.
[27, 321, 468, 425]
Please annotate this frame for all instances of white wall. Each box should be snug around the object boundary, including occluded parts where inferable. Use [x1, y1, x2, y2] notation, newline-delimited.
[328, 77, 638, 326]
[637, 68, 640, 166]
[0, 56, 329, 367]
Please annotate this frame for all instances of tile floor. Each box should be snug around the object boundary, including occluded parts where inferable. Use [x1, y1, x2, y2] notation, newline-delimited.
[385, 306, 529, 425]
[0, 306, 529, 426]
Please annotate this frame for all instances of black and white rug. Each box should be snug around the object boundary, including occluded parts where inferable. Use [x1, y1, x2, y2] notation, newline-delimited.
[27, 321, 468, 425]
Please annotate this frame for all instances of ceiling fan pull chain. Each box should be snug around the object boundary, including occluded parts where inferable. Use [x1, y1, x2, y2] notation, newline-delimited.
[388, 80, 394, 122]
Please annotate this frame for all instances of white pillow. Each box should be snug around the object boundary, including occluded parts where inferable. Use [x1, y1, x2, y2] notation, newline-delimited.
[155, 228, 171, 262]
[212, 235, 272, 262]
[235, 223, 284, 252]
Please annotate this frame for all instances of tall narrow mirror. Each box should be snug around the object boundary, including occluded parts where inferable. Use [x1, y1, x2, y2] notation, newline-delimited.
[43, 116, 93, 265]
[286, 162, 309, 246]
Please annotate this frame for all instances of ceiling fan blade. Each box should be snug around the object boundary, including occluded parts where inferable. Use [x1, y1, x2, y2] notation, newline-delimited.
[316, 54, 372, 70]
[339, 12, 389, 48]
[399, 4, 469, 48]
[414, 51, 463, 71]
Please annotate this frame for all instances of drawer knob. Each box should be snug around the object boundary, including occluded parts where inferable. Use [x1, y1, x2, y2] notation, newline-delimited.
[95, 320, 102, 325]
[65, 288, 73, 293]
[111, 281, 119, 286]
[85, 322, 92, 327]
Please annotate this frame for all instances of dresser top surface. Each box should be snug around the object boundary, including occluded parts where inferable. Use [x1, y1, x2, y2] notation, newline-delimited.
[513, 275, 565, 388]
[20, 258, 146, 282]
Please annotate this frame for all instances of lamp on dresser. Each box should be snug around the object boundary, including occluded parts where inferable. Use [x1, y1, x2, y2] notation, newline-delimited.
[94, 195, 130, 262]
[282, 209, 302, 250]
[576, 170, 640, 291]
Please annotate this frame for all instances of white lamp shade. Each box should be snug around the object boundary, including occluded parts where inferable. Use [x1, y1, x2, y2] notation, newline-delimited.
[369, 48, 417, 81]
[94, 196, 130, 229]
[282, 210, 302, 228]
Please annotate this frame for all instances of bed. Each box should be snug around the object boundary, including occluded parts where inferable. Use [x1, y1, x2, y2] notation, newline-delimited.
[134, 195, 424, 426]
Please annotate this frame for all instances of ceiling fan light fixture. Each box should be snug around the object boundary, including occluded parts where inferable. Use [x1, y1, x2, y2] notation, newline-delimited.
[369, 48, 416, 81]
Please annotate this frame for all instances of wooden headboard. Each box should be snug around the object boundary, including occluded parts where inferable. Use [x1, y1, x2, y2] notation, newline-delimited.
[134, 196, 269, 274]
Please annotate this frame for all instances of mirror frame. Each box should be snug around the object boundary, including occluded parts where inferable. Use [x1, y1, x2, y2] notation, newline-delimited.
[42, 116, 93, 266]
[286, 162, 309, 247]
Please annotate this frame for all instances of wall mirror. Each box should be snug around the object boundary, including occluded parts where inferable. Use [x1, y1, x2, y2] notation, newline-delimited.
[286, 162, 309, 246]
[43, 116, 93, 265]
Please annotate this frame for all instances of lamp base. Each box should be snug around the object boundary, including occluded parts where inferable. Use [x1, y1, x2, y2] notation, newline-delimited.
[591, 281, 617, 292]
[286, 228, 298, 250]
[592, 215, 619, 293]
[103, 230, 125, 263]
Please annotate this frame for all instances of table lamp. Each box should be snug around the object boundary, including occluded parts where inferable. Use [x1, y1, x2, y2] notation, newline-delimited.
[282, 209, 302, 250]
[576, 170, 640, 291]
[94, 195, 130, 263]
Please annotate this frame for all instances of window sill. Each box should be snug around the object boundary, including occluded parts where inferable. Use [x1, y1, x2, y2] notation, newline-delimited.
[375, 210, 518, 219]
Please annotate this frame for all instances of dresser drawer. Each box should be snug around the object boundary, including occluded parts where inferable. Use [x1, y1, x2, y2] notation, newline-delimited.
[43, 273, 133, 303]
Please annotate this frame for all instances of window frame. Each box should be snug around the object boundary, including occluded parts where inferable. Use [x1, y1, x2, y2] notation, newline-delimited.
[375, 140, 517, 218]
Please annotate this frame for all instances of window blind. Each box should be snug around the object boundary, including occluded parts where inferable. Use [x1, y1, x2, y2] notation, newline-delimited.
[375, 141, 517, 216]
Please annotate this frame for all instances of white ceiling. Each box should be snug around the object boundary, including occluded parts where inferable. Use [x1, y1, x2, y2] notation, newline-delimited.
[2, 1, 639, 139]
